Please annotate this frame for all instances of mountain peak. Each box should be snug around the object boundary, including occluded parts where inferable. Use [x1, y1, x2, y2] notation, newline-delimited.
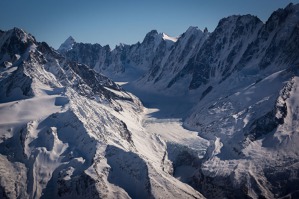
[203, 27, 208, 33]
[58, 36, 76, 53]
[8, 27, 36, 44]
[184, 26, 204, 36]
[186, 26, 199, 32]
[148, 29, 158, 35]
[141, 29, 162, 45]
[66, 36, 75, 42]
[266, 2, 299, 27]
[285, 2, 299, 10]
[144, 30, 159, 39]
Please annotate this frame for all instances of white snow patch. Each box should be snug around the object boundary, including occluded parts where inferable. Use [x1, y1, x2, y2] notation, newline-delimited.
[162, 33, 178, 42]
[0, 95, 66, 126]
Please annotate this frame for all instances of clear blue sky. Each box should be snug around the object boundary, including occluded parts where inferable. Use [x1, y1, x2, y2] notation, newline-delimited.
[1, 0, 298, 49]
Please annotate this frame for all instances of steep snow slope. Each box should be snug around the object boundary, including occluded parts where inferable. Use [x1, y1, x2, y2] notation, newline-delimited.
[178, 4, 299, 198]
[0, 28, 206, 199]
[184, 67, 299, 198]
[58, 3, 299, 199]
[2, 3, 299, 199]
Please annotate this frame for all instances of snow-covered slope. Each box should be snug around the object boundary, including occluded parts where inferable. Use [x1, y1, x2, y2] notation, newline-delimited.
[180, 3, 299, 198]
[0, 28, 205, 199]
[184, 67, 299, 198]
[57, 3, 299, 199]
[2, 3, 299, 199]
[59, 29, 177, 82]
[162, 33, 178, 42]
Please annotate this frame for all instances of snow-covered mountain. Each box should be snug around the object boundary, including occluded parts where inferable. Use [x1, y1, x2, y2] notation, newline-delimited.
[182, 4, 299, 198]
[0, 28, 205, 199]
[140, 26, 208, 93]
[56, 3, 299, 199]
[2, 2, 299, 199]
[60, 4, 299, 96]
[58, 29, 178, 82]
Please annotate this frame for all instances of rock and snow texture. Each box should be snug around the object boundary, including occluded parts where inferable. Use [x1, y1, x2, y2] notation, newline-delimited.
[1, 3, 299, 199]
[0, 28, 205, 199]
[60, 3, 299, 95]
[56, 3, 299, 199]
[183, 4, 299, 198]
[59, 29, 179, 83]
